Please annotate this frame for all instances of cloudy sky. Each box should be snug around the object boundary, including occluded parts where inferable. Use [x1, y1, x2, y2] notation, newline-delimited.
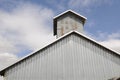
[0, 0, 120, 79]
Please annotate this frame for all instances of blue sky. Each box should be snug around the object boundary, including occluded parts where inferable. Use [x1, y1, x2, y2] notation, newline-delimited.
[0, 0, 119, 38]
[0, 0, 120, 74]
[1, 0, 119, 39]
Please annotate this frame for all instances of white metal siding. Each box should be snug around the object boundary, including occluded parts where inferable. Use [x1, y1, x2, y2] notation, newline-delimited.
[4, 34, 120, 80]
[57, 15, 83, 38]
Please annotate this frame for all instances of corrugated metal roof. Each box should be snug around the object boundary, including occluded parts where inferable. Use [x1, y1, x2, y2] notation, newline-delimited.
[0, 31, 120, 76]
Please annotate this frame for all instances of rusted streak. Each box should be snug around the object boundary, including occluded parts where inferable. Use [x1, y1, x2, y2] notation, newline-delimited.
[61, 27, 64, 36]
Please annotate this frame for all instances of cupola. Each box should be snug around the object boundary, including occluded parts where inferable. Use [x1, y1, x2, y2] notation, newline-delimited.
[53, 10, 87, 38]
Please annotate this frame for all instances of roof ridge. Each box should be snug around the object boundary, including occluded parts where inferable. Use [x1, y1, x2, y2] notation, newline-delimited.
[53, 10, 87, 19]
[0, 30, 120, 76]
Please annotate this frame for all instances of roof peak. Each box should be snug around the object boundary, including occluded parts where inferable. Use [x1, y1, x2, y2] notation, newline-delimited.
[0, 30, 120, 76]
[54, 10, 87, 20]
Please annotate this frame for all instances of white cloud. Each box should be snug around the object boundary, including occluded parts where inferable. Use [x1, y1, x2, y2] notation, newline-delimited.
[0, 53, 18, 80]
[107, 32, 120, 39]
[100, 39, 120, 53]
[0, 53, 18, 70]
[0, 35, 18, 54]
[99, 32, 120, 53]
[0, 3, 55, 51]
[85, 31, 120, 53]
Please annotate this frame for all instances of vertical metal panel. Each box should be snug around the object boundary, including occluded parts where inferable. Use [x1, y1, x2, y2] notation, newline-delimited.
[4, 34, 120, 80]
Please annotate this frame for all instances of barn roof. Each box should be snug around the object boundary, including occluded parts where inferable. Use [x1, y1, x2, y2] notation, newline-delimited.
[0, 31, 120, 76]
[53, 10, 87, 35]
